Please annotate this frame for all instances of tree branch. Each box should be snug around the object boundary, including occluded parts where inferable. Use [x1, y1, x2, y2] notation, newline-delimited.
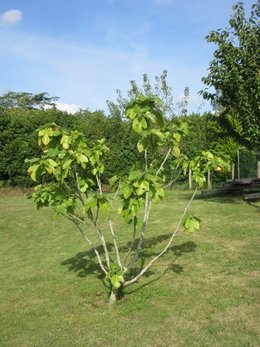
[123, 216, 138, 266]
[127, 192, 152, 269]
[108, 219, 123, 270]
[156, 147, 171, 176]
[61, 213, 108, 275]
[123, 188, 197, 287]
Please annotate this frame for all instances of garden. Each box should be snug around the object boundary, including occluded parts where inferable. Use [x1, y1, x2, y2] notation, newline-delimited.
[0, 2, 259, 346]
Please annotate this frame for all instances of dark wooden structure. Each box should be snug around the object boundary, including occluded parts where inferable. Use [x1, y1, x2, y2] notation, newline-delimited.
[243, 192, 260, 201]
[201, 177, 260, 199]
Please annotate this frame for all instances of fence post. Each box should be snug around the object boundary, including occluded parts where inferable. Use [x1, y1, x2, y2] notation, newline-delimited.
[231, 162, 235, 180]
[207, 169, 212, 190]
[237, 149, 240, 179]
[188, 168, 192, 190]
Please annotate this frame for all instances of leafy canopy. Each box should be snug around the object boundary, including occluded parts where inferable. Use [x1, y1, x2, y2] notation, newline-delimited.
[201, 1, 260, 148]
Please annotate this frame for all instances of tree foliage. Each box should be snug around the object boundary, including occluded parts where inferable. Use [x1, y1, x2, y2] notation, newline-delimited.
[201, 1, 260, 148]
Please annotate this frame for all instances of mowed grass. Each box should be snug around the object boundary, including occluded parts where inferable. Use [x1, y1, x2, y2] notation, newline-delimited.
[0, 190, 259, 347]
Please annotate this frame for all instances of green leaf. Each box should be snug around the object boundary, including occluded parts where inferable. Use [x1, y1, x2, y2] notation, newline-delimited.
[28, 164, 40, 182]
[62, 159, 73, 170]
[47, 159, 58, 173]
[116, 275, 124, 284]
[173, 132, 181, 142]
[111, 274, 124, 289]
[84, 196, 97, 212]
[122, 186, 132, 199]
[141, 180, 149, 191]
[137, 141, 144, 153]
[145, 111, 156, 123]
[183, 215, 201, 233]
[129, 170, 141, 181]
[61, 134, 71, 149]
[76, 154, 89, 165]
[132, 118, 142, 133]
[172, 146, 181, 158]
[38, 128, 54, 145]
[109, 175, 119, 187]
[141, 117, 147, 129]
[131, 203, 139, 216]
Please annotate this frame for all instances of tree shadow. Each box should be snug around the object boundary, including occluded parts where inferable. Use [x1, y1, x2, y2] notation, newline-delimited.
[126, 241, 197, 295]
[198, 192, 244, 204]
[136, 241, 197, 278]
[61, 243, 113, 280]
[61, 231, 197, 289]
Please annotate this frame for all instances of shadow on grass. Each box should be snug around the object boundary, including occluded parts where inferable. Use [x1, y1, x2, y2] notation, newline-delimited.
[61, 231, 197, 288]
[61, 244, 113, 279]
[176, 191, 241, 204]
[199, 195, 242, 204]
[126, 241, 197, 295]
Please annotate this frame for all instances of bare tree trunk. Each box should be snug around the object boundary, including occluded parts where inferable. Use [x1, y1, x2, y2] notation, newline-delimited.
[257, 161, 260, 178]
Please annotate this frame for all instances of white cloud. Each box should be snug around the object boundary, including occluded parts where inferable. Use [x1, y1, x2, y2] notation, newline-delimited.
[55, 102, 81, 114]
[44, 102, 81, 114]
[0, 9, 23, 28]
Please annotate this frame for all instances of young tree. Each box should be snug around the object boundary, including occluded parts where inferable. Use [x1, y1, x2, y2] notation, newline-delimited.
[27, 95, 228, 305]
[201, 1, 260, 148]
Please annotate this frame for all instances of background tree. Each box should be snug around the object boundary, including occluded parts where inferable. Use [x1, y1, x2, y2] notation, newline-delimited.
[201, 1, 260, 148]
[107, 70, 189, 119]
[0, 91, 59, 110]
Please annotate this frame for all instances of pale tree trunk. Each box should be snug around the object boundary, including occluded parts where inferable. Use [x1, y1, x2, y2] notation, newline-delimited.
[257, 161, 260, 178]
[109, 289, 118, 308]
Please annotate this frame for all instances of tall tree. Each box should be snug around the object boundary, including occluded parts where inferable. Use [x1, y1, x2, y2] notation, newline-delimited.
[201, 1, 260, 148]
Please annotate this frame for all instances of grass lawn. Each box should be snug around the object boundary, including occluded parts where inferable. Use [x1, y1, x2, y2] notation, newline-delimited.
[0, 190, 259, 346]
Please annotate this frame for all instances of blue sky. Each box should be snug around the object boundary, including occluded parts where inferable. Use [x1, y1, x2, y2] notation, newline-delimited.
[0, 0, 256, 114]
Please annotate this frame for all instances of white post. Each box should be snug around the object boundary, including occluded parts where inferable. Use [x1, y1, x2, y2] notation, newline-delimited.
[232, 163, 235, 180]
[188, 168, 192, 190]
[237, 149, 240, 179]
[207, 169, 212, 190]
